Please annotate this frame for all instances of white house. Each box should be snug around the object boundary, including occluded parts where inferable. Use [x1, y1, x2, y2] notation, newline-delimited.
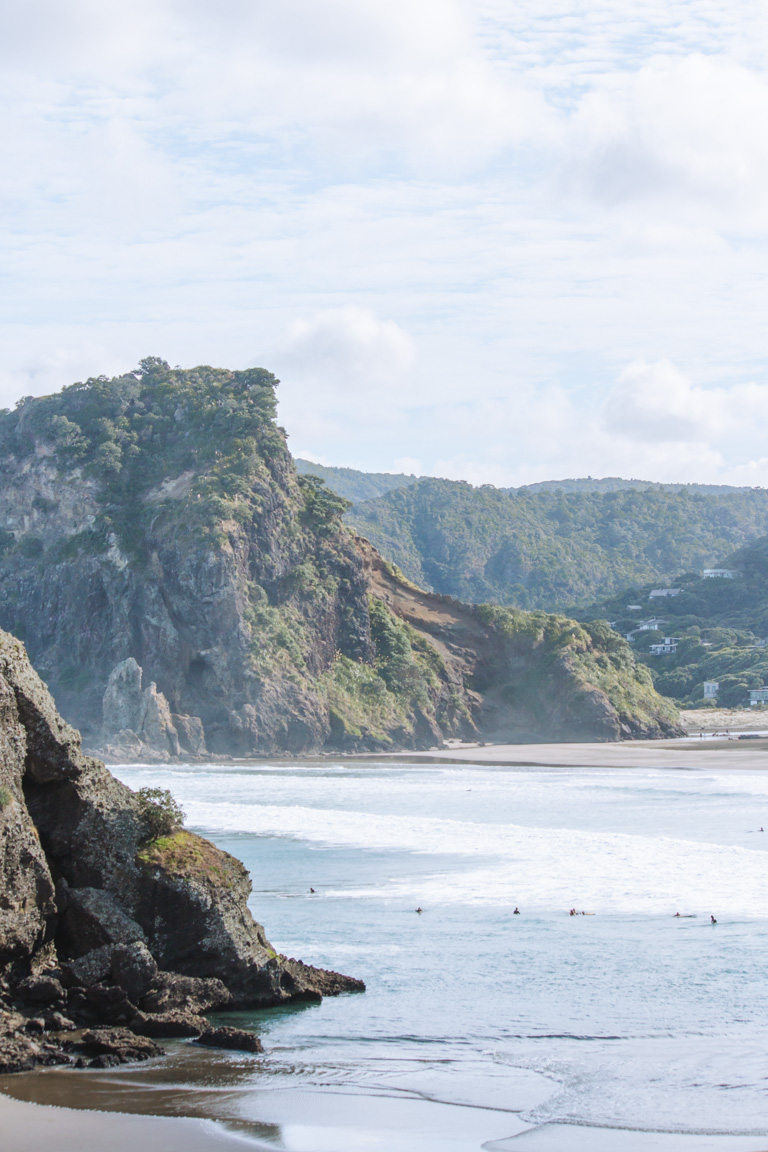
[625, 618, 667, 641]
[702, 568, 738, 579]
[702, 681, 719, 699]
[749, 688, 768, 706]
[649, 637, 680, 655]
[626, 604, 642, 611]
[649, 588, 682, 598]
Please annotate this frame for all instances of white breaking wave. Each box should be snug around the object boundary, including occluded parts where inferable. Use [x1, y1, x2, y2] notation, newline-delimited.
[182, 798, 768, 917]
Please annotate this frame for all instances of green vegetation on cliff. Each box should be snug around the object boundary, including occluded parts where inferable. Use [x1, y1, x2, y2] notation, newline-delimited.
[0, 361, 679, 750]
[344, 477, 768, 612]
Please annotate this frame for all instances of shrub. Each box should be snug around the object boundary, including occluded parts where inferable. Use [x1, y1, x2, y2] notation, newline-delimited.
[0, 785, 12, 808]
[136, 786, 185, 840]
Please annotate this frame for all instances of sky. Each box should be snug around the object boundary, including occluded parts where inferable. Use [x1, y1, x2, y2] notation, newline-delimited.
[2, 0, 768, 487]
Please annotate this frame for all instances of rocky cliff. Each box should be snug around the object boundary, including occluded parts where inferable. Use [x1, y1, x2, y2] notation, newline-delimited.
[0, 629, 363, 1073]
[0, 359, 680, 754]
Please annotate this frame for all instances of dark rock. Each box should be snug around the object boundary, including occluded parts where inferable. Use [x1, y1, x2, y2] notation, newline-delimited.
[80, 1027, 163, 1063]
[23, 1017, 46, 1033]
[0, 662, 56, 969]
[110, 941, 158, 1002]
[139, 972, 230, 1015]
[64, 988, 89, 1018]
[171, 714, 207, 755]
[16, 974, 65, 1003]
[60, 887, 145, 956]
[60, 944, 114, 988]
[47, 1011, 76, 1031]
[129, 1009, 208, 1038]
[278, 957, 366, 999]
[195, 1026, 263, 1054]
[89, 1052, 122, 1068]
[84, 983, 137, 1024]
[0, 1034, 40, 1073]
[0, 626, 365, 1079]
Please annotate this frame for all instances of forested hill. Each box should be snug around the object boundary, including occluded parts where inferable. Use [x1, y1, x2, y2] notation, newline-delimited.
[296, 460, 756, 501]
[518, 477, 754, 496]
[295, 459, 418, 502]
[0, 360, 678, 751]
[345, 478, 768, 612]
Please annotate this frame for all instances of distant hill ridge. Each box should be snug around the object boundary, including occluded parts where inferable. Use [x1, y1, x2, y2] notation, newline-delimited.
[295, 459, 419, 502]
[296, 461, 768, 612]
[296, 460, 762, 501]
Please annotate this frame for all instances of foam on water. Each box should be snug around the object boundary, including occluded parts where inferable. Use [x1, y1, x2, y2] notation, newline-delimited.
[111, 760, 768, 1148]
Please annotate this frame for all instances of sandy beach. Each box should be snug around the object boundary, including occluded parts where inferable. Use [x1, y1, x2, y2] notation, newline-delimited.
[374, 733, 768, 771]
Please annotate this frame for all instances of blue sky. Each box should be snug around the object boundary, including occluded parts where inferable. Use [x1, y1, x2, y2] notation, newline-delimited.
[2, 0, 768, 485]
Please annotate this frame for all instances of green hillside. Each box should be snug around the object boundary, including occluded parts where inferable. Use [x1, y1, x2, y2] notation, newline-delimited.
[578, 538, 768, 707]
[346, 478, 768, 611]
[517, 477, 754, 496]
[295, 459, 418, 503]
[0, 360, 679, 750]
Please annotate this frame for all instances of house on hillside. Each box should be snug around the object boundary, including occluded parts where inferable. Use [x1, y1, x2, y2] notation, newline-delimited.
[625, 618, 667, 641]
[649, 588, 682, 599]
[749, 688, 768, 706]
[649, 637, 680, 655]
[702, 681, 719, 699]
[702, 568, 738, 579]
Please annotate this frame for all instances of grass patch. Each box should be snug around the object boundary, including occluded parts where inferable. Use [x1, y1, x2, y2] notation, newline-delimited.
[137, 830, 235, 887]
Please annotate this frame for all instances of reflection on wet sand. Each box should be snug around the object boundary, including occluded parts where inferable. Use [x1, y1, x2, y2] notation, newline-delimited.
[1, 1042, 282, 1145]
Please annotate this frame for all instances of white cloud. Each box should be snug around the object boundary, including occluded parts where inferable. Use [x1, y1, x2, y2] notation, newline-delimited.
[568, 54, 768, 220]
[3, 1, 768, 489]
[603, 361, 714, 442]
[603, 360, 768, 452]
[277, 308, 414, 390]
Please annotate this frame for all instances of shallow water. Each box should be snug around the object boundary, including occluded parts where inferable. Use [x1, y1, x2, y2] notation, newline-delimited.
[12, 760, 768, 1150]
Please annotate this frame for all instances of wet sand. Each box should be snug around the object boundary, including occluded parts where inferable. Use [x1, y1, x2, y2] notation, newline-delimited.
[0, 1090, 263, 1152]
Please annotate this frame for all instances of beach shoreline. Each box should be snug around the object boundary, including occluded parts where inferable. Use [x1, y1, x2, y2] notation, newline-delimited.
[0, 1090, 264, 1152]
[353, 735, 768, 772]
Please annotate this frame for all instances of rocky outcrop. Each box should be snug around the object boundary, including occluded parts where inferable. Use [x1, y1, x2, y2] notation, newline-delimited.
[101, 658, 205, 760]
[0, 361, 679, 752]
[0, 628, 364, 1072]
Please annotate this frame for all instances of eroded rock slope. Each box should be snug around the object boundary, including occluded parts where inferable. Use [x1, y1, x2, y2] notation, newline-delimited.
[0, 630, 362, 1073]
[0, 360, 680, 752]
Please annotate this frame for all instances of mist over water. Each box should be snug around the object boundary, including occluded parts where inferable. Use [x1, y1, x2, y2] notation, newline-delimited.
[111, 760, 768, 1151]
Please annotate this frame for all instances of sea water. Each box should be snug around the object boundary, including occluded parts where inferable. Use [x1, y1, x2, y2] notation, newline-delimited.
[97, 761, 768, 1150]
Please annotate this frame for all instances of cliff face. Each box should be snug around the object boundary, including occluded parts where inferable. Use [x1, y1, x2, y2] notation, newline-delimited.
[0, 629, 362, 1072]
[0, 360, 680, 752]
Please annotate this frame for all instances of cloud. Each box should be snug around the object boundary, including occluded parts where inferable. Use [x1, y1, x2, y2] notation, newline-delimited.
[567, 54, 768, 219]
[603, 361, 713, 441]
[276, 307, 414, 390]
[3, 1, 768, 492]
[603, 360, 768, 449]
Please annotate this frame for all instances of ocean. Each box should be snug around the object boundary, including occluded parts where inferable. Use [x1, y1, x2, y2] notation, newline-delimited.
[31, 759, 768, 1150]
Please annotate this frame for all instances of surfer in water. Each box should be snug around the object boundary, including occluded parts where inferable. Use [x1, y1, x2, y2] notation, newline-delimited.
[711, 915, 717, 924]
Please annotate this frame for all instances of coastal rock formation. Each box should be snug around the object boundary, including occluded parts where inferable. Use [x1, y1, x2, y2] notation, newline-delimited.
[0, 360, 680, 751]
[101, 658, 204, 760]
[0, 628, 364, 1072]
